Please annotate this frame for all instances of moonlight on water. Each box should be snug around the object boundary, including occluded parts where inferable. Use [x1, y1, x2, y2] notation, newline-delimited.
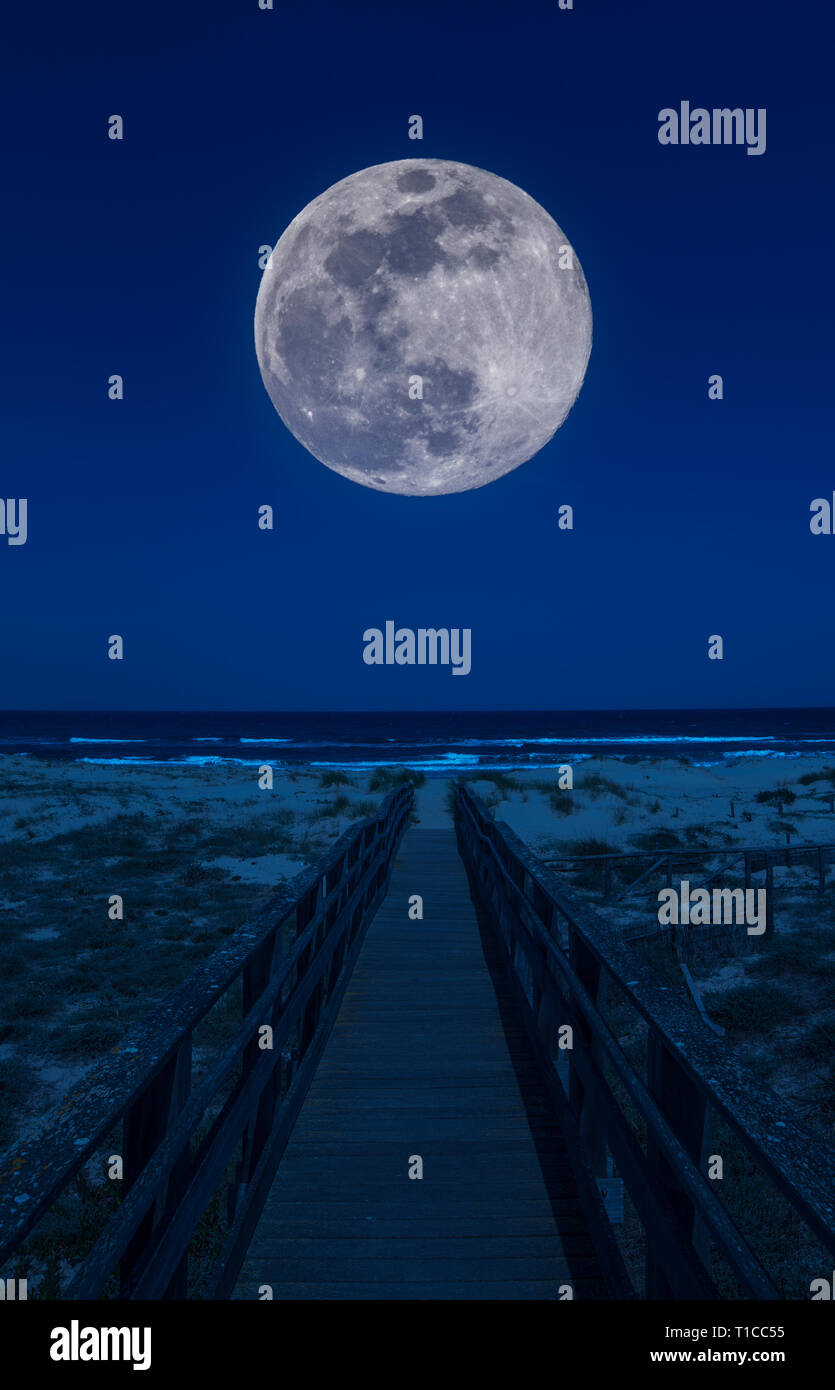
[254, 159, 592, 497]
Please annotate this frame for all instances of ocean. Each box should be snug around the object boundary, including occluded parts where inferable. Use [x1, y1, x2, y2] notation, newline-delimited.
[2, 709, 835, 774]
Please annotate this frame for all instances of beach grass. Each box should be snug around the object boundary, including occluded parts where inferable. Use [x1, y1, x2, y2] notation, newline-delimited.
[706, 981, 798, 1035]
[577, 772, 630, 801]
[0, 767, 394, 1159]
[367, 768, 426, 792]
[318, 770, 353, 788]
[628, 828, 682, 852]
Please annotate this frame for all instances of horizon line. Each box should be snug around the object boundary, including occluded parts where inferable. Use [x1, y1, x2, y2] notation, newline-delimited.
[2, 704, 835, 717]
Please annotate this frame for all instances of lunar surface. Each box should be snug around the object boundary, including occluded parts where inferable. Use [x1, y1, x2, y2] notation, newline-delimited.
[254, 159, 592, 496]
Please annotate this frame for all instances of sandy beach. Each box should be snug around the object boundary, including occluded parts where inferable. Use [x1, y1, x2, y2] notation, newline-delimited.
[459, 754, 835, 852]
[5, 751, 833, 849]
[1, 751, 834, 1156]
[0, 758, 415, 1151]
[1, 750, 834, 1300]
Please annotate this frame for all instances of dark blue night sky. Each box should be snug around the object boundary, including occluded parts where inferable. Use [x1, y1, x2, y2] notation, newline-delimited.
[2, 0, 833, 711]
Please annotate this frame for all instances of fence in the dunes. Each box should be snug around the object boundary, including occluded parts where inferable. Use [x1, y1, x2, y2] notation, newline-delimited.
[0, 784, 413, 1299]
[543, 840, 835, 942]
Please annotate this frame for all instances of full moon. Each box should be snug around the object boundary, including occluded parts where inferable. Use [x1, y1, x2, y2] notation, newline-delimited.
[254, 159, 592, 496]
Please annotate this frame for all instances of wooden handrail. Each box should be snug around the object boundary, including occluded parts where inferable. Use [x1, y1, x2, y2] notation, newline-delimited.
[544, 842, 835, 862]
[455, 783, 835, 1299]
[0, 784, 413, 1298]
[545, 840, 834, 908]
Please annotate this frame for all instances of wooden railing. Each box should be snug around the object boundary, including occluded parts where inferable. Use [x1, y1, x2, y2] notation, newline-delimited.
[0, 784, 413, 1299]
[545, 841, 835, 906]
[455, 784, 835, 1299]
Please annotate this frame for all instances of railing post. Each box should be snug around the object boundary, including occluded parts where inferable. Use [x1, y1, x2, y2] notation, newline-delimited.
[568, 927, 607, 1182]
[236, 927, 283, 1207]
[645, 1031, 711, 1298]
[121, 1035, 192, 1297]
[297, 878, 326, 1058]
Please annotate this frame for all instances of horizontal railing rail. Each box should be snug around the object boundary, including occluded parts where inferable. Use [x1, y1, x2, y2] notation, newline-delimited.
[455, 783, 835, 1300]
[544, 841, 835, 905]
[0, 784, 413, 1299]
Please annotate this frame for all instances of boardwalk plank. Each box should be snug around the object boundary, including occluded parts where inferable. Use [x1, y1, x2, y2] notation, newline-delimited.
[235, 829, 604, 1300]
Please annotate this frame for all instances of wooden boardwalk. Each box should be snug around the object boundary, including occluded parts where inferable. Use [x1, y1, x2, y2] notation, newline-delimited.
[235, 828, 606, 1300]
